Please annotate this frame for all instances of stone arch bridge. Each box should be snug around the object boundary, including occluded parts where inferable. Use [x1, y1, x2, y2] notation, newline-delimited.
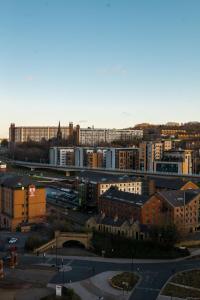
[34, 231, 93, 254]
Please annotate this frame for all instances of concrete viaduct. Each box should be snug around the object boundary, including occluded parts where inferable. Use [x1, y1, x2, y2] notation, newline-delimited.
[10, 160, 200, 180]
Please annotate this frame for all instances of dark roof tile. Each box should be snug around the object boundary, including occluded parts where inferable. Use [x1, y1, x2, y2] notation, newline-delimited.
[158, 189, 200, 207]
[100, 187, 148, 206]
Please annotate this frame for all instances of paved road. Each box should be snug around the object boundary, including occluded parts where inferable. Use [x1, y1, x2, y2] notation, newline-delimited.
[0, 231, 30, 253]
[18, 254, 200, 300]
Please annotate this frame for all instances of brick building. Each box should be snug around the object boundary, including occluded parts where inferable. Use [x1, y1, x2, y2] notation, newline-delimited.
[141, 190, 200, 233]
[98, 187, 148, 221]
[77, 171, 144, 207]
[0, 174, 46, 231]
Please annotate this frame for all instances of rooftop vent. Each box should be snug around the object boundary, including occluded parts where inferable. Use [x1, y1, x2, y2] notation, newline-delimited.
[177, 197, 183, 201]
[101, 178, 107, 182]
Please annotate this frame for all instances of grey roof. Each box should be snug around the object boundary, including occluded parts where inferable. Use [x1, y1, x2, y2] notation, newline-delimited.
[78, 171, 142, 184]
[158, 189, 200, 207]
[94, 214, 150, 232]
[96, 215, 127, 227]
[101, 187, 149, 207]
[0, 173, 43, 189]
[151, 177, 189, 190]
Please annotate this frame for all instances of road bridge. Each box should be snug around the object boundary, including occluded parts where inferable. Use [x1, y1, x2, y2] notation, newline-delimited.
[34, 231, 93, 254]
[9, 160, 200, 180]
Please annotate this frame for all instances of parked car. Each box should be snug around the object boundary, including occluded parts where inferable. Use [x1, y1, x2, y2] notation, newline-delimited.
[8, 237, 18, 244]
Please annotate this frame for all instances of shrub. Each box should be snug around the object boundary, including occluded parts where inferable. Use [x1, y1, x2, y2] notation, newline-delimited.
[111, 272, 139, 290]
[25, 234, 44, 251]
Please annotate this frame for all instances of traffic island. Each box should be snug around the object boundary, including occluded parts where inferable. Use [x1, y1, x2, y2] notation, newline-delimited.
[160, 269, 200, 299]
[109, 271, 139, 291]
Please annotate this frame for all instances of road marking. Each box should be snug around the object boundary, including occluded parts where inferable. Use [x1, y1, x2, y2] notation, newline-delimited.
[136, 287, 160, 292]
[66, 259, 74, 266]
[46, 257, 52, 263]
[59, 259, 74, 272]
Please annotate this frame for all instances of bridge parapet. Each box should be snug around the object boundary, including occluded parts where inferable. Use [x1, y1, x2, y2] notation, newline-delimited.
[34, 238, 56, 254]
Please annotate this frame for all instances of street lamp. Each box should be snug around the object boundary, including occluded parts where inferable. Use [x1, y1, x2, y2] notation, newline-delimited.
[122, 281, 128, 295]
[43, 252, 46, 263]
[131, 254, 134, 272]
[111, 248, 114, 257]
[56, 236, 58, 266]
[61, 257, 64, 284]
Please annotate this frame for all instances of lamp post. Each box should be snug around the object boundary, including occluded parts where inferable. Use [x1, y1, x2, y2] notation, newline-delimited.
[184, 191, 186, 234]
[122, 282, 128, 295]
[131, 254, 134, 272]
[43, 252, 46, 263]
[61, 257, 64, 284]
[56, 236, 58, 267]
[111, 248, 114, 257]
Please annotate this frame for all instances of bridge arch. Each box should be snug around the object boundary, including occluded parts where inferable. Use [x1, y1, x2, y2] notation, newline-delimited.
[62, 240, 86, 248]
[55, 231, 92, 250]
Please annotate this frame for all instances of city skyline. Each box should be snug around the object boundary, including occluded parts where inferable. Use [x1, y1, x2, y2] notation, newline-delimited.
[1, 0, 200, 136]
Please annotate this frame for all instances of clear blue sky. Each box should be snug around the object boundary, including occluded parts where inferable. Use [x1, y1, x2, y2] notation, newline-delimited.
[0, 0, 200, 137]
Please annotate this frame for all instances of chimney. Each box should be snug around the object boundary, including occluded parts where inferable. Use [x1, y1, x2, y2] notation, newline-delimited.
[129, 216, 134, 224]
[101, 212, 105, 219]
[114, 215, 118, 223]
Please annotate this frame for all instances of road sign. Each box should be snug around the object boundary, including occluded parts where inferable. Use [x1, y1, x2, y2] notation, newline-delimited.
[56, 285, 62, 296]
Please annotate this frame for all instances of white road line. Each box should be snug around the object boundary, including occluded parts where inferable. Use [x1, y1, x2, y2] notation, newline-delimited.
[136, 287, 160, 292]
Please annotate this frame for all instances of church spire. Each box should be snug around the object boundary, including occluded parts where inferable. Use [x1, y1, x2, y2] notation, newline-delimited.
[57, 121, 62, 144]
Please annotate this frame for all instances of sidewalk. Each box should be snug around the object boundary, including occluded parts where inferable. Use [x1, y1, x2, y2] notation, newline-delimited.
[48, 271, 132, 300]
[157, 296, 184, 300]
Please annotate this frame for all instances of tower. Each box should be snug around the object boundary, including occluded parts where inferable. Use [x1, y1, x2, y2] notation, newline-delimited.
[57, 121, 62, 145]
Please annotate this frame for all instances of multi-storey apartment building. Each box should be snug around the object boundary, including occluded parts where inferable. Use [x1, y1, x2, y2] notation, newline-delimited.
[86, 151, 104, 168]
[0, 174, 46, 231]
[75, 147, 107, 168]
[154, 149, 193, 174]
[139, 141, 173, 171]
[106, 147, 139, 170]
[9, 122, 80, 144]
[49, 147, 75, 166]
[50, 146, 141, 170]
[79, 128, 143, 145]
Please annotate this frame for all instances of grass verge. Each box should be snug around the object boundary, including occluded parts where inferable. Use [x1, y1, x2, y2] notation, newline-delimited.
[171, 269, 200, 289]
[162, 283, 200, 299]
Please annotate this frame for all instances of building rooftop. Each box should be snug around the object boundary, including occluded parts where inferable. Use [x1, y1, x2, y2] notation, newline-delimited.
[0, 173, 43, 189]
[78, 171, 142, 184]
[94, 214, 149, 232]
[96, 215, 127, 227]
[158, 189, 200, 207]
[150, 177, 190, 190]
[101, 187, 149, 206]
